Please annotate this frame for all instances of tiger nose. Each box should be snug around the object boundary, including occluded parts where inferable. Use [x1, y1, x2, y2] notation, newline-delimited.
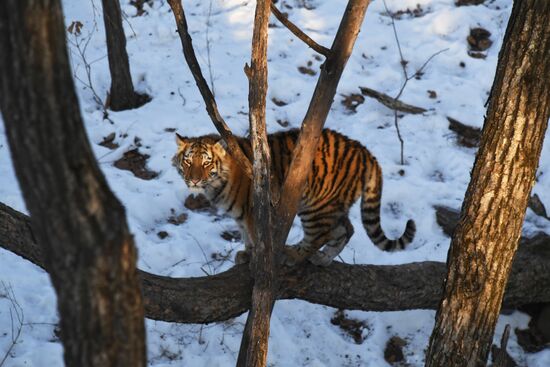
[191, 178, 200, 185]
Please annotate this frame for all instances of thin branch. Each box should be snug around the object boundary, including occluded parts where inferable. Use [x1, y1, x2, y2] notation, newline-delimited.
[67, 22, 115, 124]
[270, 3, 331, 57]
[167, 0, 253, 179]
[0, 283, 24, 367]
[383, 0, 406, 164]
[384, 1, 407, 79]
[274, 0, 372, 245]
[382, 0, 446, 165]
[409, 48, 448, 81]
[205, 0, 216, 96]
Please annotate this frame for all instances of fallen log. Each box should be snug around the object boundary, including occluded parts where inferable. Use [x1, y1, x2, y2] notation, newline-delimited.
[1, 202, 550, 324]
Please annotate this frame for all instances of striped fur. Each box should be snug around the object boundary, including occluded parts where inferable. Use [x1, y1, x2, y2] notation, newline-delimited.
[173, 129, 415, 266]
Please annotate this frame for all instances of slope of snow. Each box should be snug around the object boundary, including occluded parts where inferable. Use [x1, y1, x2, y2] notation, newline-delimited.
[1, 0, 549, 366]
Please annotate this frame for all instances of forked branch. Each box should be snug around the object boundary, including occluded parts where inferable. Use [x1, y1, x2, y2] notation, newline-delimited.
[274, 0, 372, 244]
[270, 3, 331, 57]
[167, 0, 253, 179]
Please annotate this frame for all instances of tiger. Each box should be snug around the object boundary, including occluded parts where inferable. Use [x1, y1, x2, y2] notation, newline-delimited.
[172, 128, 415, 266]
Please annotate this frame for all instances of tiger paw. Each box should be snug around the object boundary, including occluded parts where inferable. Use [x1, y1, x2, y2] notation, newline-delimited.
[308, 252, 333, 267]
[235, 250, 250, 265]
[282, 245, 307, 266]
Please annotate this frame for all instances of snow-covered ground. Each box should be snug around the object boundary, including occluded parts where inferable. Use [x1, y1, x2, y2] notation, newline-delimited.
[1, 0, 550, 365]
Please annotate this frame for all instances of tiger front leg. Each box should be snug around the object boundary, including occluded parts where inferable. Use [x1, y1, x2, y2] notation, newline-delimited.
[235, 228, 252, 265]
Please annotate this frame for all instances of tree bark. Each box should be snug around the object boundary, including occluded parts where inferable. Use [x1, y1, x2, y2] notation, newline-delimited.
[0, 1, 146, 366]
[102, 0, 149, 111]
[3, 202, 550, 325]
[274, 0, 371, 244]
[236, 0, 275, 366]
[425, 1, 550, 366]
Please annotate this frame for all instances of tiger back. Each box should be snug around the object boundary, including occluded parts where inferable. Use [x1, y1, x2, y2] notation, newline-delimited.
[173, 128, 415, 266]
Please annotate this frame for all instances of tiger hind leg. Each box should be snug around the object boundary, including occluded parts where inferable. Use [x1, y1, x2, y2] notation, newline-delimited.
[283, 209, 352, 266]
[309, 216, 354, 266]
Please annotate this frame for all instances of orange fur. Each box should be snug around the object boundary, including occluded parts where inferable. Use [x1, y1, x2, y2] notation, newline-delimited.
[173, 129, 415, 265]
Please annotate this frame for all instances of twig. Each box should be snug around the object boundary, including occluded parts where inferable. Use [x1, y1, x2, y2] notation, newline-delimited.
[275, 0, 372, 235]
[177, 87, 187, 106]
[167, 0, 253, 179]
[0, 282, 24, 367]
[383, 0, 406, 164]
[67, 21, 114, 124]
[270, 3, 331, 57]
[189, 234, 214, 276]
[382, 0, 447, 164]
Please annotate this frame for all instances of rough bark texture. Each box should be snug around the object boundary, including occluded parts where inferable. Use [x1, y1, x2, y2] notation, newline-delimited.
[101, 0, 148, 111]
[167, 0, 254, 179]
[425, 1, 550, 366]
[0, 1, 146, 366]
[3, 202, 550, 325]
[237, 1, 275, 366]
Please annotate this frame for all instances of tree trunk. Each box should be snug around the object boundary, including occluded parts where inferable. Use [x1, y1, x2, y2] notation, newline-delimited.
[425, 1, 550, 366]
[2, 202, 550, 324]
[102, 0, 149, 111]
[0, 1, 146, 366]
[236, 1, 275, 366]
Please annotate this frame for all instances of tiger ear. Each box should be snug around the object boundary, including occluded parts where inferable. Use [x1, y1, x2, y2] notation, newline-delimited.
[212, 139, 227, 157]
[175, 133, 188, 148]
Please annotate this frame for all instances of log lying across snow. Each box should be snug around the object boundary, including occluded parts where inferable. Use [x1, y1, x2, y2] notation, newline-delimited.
[1, 202, 550, 324]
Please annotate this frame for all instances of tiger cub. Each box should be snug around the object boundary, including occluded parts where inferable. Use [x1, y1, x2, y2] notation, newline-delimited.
[173, 128, 415, 266]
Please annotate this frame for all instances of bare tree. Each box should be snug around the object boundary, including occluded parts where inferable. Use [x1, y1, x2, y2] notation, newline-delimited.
[0, 0, 146, 366]
[101, 0, 150, 110]
[425, 1, 550, 366]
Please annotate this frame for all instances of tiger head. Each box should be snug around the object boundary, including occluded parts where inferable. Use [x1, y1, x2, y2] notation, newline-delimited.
[172, 133, 229, 194]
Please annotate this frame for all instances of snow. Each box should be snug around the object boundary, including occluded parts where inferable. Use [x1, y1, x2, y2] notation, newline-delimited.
[1, 0, 549, 365]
